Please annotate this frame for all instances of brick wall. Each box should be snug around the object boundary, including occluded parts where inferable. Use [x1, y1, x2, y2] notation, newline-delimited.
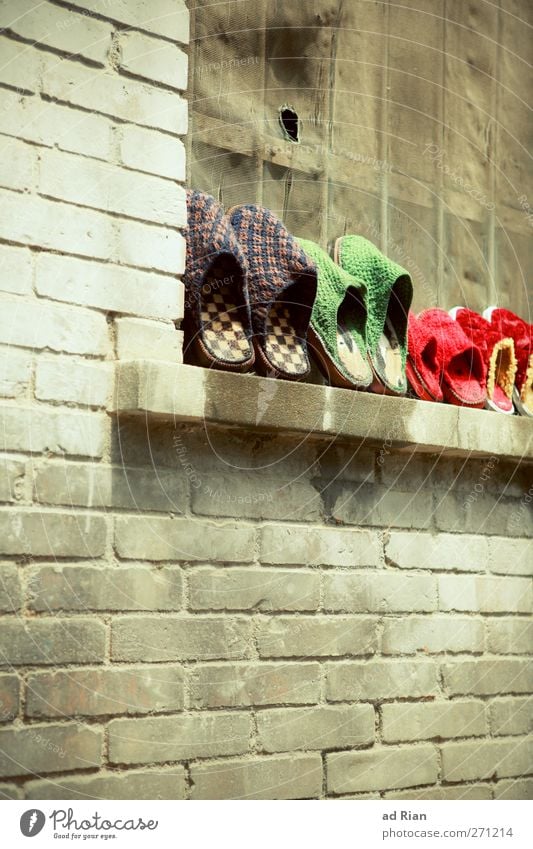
[0, 0, 532, 801]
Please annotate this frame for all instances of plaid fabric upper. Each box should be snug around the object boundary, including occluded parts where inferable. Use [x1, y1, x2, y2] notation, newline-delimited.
[184, 190, 251, 327]
[228, 204, 318, 342]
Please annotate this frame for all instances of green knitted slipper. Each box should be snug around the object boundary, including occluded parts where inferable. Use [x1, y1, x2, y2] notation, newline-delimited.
[334, 235, 413, 395]
[299, 239, 373, 390]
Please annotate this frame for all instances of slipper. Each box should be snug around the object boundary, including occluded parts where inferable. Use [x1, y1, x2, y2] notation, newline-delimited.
[406, 311, 444, 402]
[228, 204, 318, 380]
[408, 309, 486, 408]
[183, 190, 254, 372]
[334, 235, 413, 395]
[483, 307, 533, 417]
[449, 307, 517, 415]
[297, 239, 373, 390]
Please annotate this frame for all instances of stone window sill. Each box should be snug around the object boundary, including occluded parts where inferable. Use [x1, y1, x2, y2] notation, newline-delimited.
[111, 361, 533, 463]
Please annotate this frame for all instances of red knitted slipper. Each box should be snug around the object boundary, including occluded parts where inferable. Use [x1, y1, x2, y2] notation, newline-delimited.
[408, 309, 486, 408]
[449, 307, 517, 415]
[483, 307, 533, 417]
[228, 204, 318, 381]
[406, 311, 444, 402]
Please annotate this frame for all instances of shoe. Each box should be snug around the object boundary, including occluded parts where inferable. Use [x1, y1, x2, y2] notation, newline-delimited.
[334, 235, 413, 395]
[228, 204, 317, 380]
[449, 307, 516, 415]
[407, 309, 486, 408]
[483, 307, 533, 417]
[298, 239, 373, 390]
[183, 190, 254, 372]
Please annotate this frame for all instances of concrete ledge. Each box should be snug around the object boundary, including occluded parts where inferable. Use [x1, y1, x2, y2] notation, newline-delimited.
[111, 362, 533, 462]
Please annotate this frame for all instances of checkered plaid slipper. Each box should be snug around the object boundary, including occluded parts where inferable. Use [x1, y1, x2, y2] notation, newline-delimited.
[334, 235, 413, 395]
[183, 190, 254, 372]
[228, 204, 318, 380]
[298, 239, 373, 390]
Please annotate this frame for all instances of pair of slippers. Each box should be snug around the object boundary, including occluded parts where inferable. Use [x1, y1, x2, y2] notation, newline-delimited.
[299, 237, 413, 396]
[183, 191, 317, 381]
[407, 307, 533, 416]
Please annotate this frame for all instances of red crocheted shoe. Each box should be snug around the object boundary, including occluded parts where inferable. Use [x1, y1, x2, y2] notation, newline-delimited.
[183, 190, 254, 372]
[407, 309, 486, 408]
[449, 307, 517, 415]
[483, 307, 533, 417]
[406, 311, 444, 402]
[228, 204, 318, 380]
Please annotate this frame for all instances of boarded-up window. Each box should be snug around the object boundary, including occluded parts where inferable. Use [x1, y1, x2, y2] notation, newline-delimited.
[187, 1, 532, 316]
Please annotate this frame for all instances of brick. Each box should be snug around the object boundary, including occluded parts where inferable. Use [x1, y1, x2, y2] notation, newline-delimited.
[35, 357, 111, 407]
[0, 0, 112, 64]
[39, 149, 186, 229]
[36, 252, 183, 320]
[0, 348, 32, 397]
[0, 458, 24, 502]
[0, 619, 105, 666]
[487, 618, 533, 654]
[258, 616, 378, 658]
[257, 705, 374, 752]
[385, 531, 489, 572]
[0, 563, 22, 612]
[117, 216, 186, 274]
[25, 767, 187, 800]
[120, 125, 186, 181]
[435, 491, 532, 537]
[0, 675, 19, 722]
[0, 295, 111, 356]
[192, 474, 322, 522]
[0, 188, 115, 260]
[0, 243, 32, 296]
[66, 0, 190, 43]
[0, 35, 40, 92]
[382, 615, 484, 655]
[0, 91, 111, 160]
[382, 700, 487, 743]
[490, 698, 533, 736]
[115, 516, 256, 562]
[119, 30, 188, 90]
[26, 666, 184, 718]
[189, 567, 320, 612]
[260, 524, 380, 567]
[0, 783, 23, 799]
[438, 575, 531, 613]
[333, 485, 433, 529]
[0, 723, 102, 777]
[494, 778, 533, 800]
[316, 444, 375, 483]
[28, 564, 182, 612]
[441, 738, 533, 782]
[42, 55, 188, 135]
[327, 660, 438, 701]
[190, 753, 322, 799]
[386, 785, 492, 800]
[116, 317, 183, 361]
[324, 572, 436, 612]
[442, 660, 533, 696]
[33, 462, 188, 513]
[109, 712, 251, 764]
[0, 137, 35, 192]
[1, 406, 105, 458]
[489, 537, 533, 576]
[327, 745, 438, 794]
[111, 616, 252, 662]
[190, 662, 321, 708]
[0, 509, 106, 557]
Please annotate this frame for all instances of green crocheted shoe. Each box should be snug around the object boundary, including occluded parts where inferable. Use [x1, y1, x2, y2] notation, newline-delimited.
[299, 239, 373, 390]
[335, 235, 413, 395]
